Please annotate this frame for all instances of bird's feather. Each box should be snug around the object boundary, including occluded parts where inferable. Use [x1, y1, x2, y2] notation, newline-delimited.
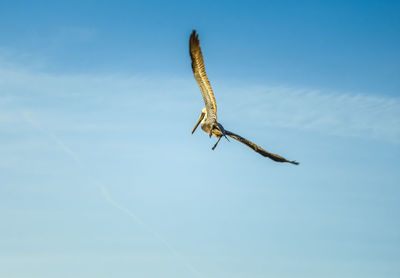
[225, 130, 299, 165]
[189, 30, 217, 122]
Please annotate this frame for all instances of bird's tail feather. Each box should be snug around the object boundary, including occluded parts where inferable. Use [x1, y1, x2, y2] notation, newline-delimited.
[225, 130, 299, 165]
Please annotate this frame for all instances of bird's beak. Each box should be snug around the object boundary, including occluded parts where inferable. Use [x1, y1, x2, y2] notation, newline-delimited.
[191, 112, 205, 134]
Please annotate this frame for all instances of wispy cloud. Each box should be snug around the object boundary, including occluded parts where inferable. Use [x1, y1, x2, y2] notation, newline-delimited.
[1, 58, 399, 144]
[221, 85, 400, 143]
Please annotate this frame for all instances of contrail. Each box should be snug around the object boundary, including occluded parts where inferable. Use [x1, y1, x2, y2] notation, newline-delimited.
[98, 183, 202, 278]
[21, 111, 203, 278]
[22, 112, 83, 167]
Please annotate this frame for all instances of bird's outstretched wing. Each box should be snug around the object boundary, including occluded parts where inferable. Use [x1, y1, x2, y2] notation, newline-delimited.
[225, 130, 299, 165]
[189, 30, 217, 122]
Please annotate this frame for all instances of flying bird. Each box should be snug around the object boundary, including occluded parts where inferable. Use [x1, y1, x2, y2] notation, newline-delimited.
[189, 30, 299, 165]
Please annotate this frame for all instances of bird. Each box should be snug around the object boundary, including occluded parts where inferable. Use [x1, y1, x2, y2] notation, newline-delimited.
[189, 30, 299, 165]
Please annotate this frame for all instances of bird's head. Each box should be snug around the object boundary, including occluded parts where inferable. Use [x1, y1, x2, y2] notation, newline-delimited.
[191, 108, 206, 134]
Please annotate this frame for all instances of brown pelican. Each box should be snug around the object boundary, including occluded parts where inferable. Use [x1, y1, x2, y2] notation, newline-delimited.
[189, 30, 299, 165]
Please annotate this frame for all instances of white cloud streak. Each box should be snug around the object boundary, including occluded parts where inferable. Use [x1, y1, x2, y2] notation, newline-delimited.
[1, 60, 399, 144]
[221, 85, 400, 143]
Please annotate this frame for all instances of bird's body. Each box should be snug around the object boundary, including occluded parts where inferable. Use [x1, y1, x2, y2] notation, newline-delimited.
[189, 30, 299, 165]
[193, 108, 221, 137]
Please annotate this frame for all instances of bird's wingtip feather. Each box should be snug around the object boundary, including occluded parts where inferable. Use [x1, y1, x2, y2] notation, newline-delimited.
[189, 30, 199, 48]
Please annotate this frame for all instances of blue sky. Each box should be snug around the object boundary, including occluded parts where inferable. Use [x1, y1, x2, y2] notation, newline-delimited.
[0, 1, 399, 278]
